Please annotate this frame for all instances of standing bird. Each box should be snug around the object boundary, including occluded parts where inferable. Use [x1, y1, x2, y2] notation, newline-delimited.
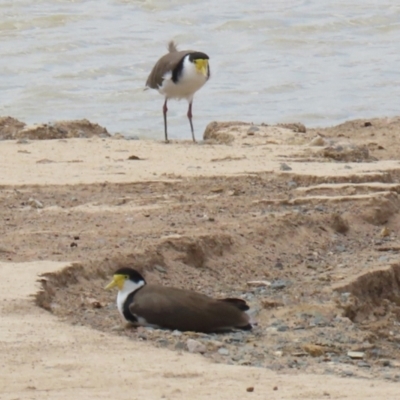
[145, 41, 210, 143]
[105, 267, 252, 333]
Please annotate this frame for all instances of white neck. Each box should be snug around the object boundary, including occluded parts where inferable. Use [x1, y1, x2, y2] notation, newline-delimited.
[116, 279, 145, 316]
[158, 55, 208, 100]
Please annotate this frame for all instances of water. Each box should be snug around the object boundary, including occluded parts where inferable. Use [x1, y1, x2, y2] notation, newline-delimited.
[0, 1, 399, 140]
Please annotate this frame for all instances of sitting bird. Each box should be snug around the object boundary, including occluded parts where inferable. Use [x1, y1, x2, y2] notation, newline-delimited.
[105, 267, 252, 333]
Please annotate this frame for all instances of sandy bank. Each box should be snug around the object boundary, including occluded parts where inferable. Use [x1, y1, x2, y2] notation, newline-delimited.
[2, 117, 400, 399]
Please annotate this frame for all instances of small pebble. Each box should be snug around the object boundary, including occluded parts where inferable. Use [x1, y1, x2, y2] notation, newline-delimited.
[175, 341, 185, 350]
[155, 265, 167, 274]
[335, 245, 346, 253]
[277, 325, 289, 332]
[187, 339, 206, 354]
[110, 325, 124, 332]
[380, 227, 390, 237]
[247, 126, 259, 134]
[274, 261, 284, 269]
[347, 351, 364, 359]
[357, 361, 371, 368]
[218, 348, 230, 356]
[28, 197, 44, 209]
[309, 136, 326, 146]
[271, 280, 288, 290]
[280, 163, 292, 171]
[303, 344, 325, 357]
[247, 280, 271, 287]
[342, 370, 354, 377]
[229, 333, 244, 342]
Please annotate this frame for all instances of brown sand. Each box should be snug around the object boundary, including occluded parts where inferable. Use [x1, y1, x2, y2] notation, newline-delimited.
[2, 117, 400, 399]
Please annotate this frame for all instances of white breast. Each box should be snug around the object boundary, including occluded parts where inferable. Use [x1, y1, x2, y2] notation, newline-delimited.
[116, 279, 145, 317]
[115, 280, 160, 328]
[158, 55, 208, 101]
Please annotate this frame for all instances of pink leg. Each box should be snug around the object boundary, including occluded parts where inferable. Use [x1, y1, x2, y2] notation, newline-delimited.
[187, 101, 196, 142]
[163, 99, 169, 143]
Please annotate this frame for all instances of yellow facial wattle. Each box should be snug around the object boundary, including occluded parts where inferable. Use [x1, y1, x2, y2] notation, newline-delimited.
[194, 59, 208, 77]
[105, 274, 126, 290]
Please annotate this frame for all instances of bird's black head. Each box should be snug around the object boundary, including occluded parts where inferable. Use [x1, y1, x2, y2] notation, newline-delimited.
[188, 52, 209, 62]
[105, 267, 146, 291]
[113, 267, 145, 283]
[187, 52, 210, 79]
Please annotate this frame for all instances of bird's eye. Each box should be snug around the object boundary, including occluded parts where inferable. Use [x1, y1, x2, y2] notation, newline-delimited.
[125, 275, 129, 280]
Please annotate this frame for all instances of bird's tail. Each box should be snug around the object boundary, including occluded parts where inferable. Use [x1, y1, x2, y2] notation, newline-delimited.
[168, 40, 178, 53]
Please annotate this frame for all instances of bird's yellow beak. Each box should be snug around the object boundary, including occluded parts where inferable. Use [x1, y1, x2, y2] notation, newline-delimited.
[105, 274, 126, 290]
[194, 59, 208, 77]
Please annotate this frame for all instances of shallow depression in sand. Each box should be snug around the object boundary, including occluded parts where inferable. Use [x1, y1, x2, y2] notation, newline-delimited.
[32, 173, 400, 379]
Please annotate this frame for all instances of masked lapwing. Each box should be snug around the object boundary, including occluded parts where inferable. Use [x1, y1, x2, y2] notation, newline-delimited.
[105, 267, 252, 333]
[145, 41, 210, 143]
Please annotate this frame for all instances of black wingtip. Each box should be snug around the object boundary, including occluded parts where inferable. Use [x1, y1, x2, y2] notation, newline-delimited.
[238, 323, 253, 331]
[220, 298, 250, 311]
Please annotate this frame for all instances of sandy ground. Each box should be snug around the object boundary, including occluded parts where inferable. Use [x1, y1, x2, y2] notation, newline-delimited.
[1, 260, 400, 400]
[2, 117, 400, 399]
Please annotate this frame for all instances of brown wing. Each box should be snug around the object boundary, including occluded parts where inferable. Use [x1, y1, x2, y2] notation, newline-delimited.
[129, 285, 250, 333]
[145, 50, 191, 89]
